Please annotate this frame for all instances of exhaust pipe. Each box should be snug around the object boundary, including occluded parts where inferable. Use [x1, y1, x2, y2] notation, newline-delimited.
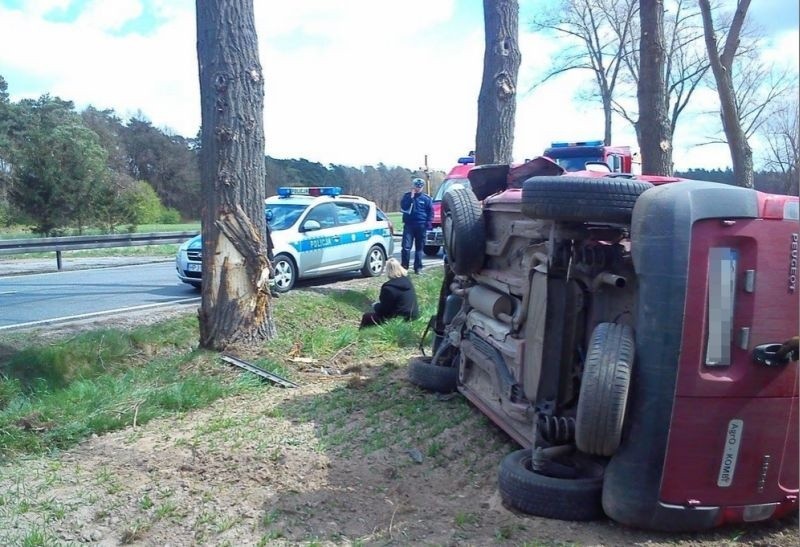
[592, 272, 627, 290]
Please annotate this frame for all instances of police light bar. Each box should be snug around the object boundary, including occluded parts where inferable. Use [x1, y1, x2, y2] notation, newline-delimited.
[277, 186, 342, 198]
[458, 156, 475, 165]
[550, 140, 604, 148]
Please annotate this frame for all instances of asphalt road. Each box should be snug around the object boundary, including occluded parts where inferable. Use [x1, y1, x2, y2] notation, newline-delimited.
[0, 250, 444, 330]
[0, 262, 199, 331]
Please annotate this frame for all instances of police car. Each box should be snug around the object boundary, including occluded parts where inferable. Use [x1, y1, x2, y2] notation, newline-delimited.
[176, 187, 395, 292]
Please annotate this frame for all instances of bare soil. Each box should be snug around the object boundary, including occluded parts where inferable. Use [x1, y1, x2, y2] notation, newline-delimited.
[0, 261, 797, 546]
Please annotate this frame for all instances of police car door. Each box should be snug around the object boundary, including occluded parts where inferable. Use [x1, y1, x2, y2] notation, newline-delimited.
[332, 201, 369, 270]
[297, 202, 343, 274]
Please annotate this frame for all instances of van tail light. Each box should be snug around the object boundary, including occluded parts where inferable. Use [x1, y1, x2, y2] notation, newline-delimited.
[721, 503, 778, 523]
[388, 219, 395, 236]
[705, 247, 737, 367]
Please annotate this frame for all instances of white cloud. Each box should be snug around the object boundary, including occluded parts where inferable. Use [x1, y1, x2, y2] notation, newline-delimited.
[16, 0, 71, 17]
[0, 1, 795, 172]
[79, 0, 143, 32]
[0, 2, 199, 135]
[260, 6, 483, 168]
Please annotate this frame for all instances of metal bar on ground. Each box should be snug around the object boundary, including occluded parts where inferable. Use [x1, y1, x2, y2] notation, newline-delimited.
[221, 354, 299, 388]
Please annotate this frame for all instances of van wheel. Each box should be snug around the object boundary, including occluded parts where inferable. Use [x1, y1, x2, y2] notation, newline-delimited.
[521, 176, 652, 224]
[361, 245, 386, 277]
[272, 254, 296, 293]
[575, 323, 634, 457]
[442, 186, 485, 275]
[408, 356, 458, 393]
[498, 448, 605, 521]
[423, 245, 440, 256]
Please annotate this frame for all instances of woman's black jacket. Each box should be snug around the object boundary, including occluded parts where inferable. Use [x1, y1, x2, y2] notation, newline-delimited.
[374, 276, 419, 321]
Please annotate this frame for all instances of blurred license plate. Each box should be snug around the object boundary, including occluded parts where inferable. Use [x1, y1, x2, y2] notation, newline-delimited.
[187, 263, 202, 272]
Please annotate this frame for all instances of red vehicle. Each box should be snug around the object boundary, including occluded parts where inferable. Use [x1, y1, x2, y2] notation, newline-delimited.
[409, 157, 799, 531]
[544, 140, 640, 174]
[423, 154, 475, 256]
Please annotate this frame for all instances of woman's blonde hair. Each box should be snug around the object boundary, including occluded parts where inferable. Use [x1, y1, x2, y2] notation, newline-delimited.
[384, 257, 407, 279]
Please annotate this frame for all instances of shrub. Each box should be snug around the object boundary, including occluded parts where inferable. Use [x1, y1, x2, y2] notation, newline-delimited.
[123, 181, 165, 225]
[158, 208, 182, 224]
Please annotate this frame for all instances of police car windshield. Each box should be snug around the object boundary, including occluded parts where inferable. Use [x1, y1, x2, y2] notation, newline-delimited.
[266, 204, 307, 231]
[434, 178, 471, 201]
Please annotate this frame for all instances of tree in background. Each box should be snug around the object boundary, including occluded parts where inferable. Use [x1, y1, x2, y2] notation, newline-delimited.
[476, 0, 521, 164]
[123, 116, 201, 218]
[531, 0, 637, 146]
[760, 94, 799, 195]
[0, 75, 13, 217]
[699, 0, 753, 187]
[81, 107, 133, 179]
[636, 0, 672, 174]
[0, 69, 447, 232]
[615, 0, 710, 161]
[10, 96, 109, 235]
[196, 0, 275, 350]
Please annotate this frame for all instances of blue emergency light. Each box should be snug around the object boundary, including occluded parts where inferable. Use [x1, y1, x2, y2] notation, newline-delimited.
[458, 155, 475, 165]
[550, 140, 604, 148]
[277, 186, 342, 198]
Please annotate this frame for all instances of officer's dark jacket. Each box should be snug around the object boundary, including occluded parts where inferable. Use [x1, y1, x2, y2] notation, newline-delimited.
[400, 192, 434, 227]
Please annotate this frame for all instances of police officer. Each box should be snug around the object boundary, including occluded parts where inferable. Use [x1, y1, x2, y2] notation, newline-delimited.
[400, 177, 434, 274]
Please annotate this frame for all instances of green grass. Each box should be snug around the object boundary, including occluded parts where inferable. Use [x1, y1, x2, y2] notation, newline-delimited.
[0, 315, 259, 460]
[0, 267, 445, 461]
[387, 212, 402, 230]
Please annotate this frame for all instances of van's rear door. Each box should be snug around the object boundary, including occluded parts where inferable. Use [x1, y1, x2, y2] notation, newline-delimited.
[659, 216, 798, 507]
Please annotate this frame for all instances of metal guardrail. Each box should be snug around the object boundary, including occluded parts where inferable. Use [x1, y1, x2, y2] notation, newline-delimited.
[0, 231, 198, 270]
[1, 231, 402, 271]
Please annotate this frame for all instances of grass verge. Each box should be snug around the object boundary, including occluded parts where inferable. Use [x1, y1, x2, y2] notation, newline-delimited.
[0, 268, 444, 462]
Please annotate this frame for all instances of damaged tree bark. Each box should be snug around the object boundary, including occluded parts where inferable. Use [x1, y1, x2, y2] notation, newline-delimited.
[475, 0, 521, 165]
[196, 0, 276, 349]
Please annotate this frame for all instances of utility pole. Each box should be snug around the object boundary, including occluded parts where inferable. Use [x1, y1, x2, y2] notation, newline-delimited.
[422, 154, 431, 195]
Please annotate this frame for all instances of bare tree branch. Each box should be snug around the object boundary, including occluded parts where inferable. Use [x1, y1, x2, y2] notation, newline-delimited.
[699, 0, 754, 187]
[529, 0, 637, 144]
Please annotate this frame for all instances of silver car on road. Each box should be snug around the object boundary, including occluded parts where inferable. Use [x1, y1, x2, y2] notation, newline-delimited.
[176, 186, 395, 292]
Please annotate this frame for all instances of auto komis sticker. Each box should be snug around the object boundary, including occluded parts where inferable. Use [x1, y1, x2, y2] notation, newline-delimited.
[717, 419, 744, 487]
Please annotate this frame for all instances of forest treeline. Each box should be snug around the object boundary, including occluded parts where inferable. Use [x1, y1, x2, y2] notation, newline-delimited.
[0, 76, 440, 235]
[0, 75, 792, 236]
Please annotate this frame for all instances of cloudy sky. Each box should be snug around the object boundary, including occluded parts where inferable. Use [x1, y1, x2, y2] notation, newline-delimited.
[0, 0, 797, 172]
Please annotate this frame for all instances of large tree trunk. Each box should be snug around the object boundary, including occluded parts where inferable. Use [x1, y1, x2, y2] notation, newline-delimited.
[699, 0, 753, 188]
[196, 0, 276, 349]
[475, 0, 521, 165]
[637, 0, 672, 175]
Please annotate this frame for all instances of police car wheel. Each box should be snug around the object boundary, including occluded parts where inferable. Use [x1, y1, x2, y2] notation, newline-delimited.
[272, 254, 296, 293]
[361, 245, 386, 277]
[423, 245, 440, 256]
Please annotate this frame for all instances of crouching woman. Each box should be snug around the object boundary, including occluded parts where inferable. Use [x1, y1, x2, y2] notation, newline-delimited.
[360, 258, 420, 328]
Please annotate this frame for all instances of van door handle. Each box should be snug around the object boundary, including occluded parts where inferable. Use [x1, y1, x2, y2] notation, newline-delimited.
[752, 343, 795, 367]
